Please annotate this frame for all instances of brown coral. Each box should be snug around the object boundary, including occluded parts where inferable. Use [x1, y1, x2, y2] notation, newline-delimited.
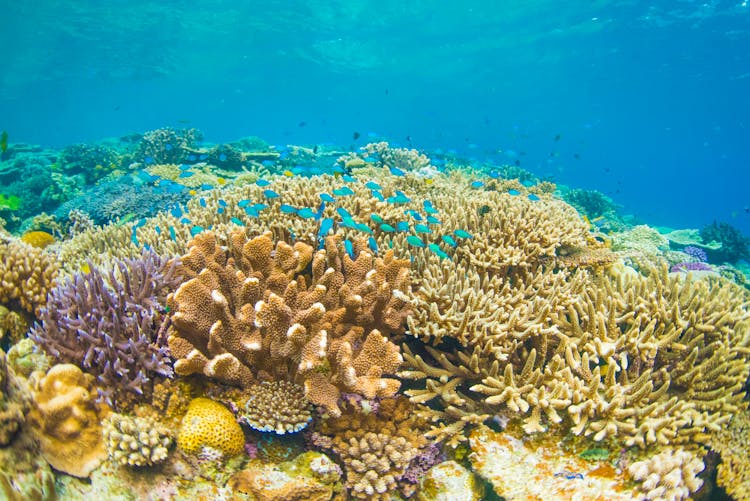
[0, 237, 58, 316]
[167, 230, 410, 416]
[239, 380, 312, 434]
[27, 364, 109, 477]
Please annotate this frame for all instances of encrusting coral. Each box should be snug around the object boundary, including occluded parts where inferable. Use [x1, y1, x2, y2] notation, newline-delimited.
[167, 230, 410, 416]
[627, 447, 704, 501]
[239, 380, 313, 434]
[177, 397, 245, 459]
[27, 364, 109, 478]
[102, 413, 173, 467]
[31, 250, 181, 408]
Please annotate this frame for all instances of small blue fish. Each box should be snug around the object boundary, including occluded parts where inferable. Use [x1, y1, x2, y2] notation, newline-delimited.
[508, 189, 520, 196]
[407, 235, 425, 248]
[405, 210, 423, 221]
[389, 166, 406, 176]
[342, 174, 357, 183]
[230, 217, 245, 226]
[256, 179, 272, 187]
[199, 198, 207, 207]
[423, 200, 438, 214]
[489, 170, 500, 179]
[380, 223, 396, 233]
[154, 226, 161, 235]
[387, 192, 410, 204]
[442, 235, 458, 247]
[333, 186, 355, 197]
[337, 207, 353, 219]
[356, 223, 373, 234]
[528, 194, 540, 201]
[180, 217, 191, 224]
[344, 239, 355, 258]
[201, 183, 213, 190]
[297, 207, 317, 219]
[190, 225, 204, 236]
[252, 203, 268, 212]
[162, 180, 186, 194]
[144, 156, 155, 165]
[219, 153, 227, 162]
[261, 160, 274, 167]
[280, 204, 298, 214]
[365, 181, 382, 191]
[218, 199, 227, 207]
[168, 226, 177, 241]
[263, 189, 280, 199]
[165, 144, 173, 151]
[522, 180, 535, 187]
[238, 199, 251, 208]
[179, 164, 192, 171]
[135, 170, 159, 184]
[396, 221, 410, 232]
[470, 180, 484, 189]
[319, 218, 334, 238]
[426, 215, 441, 225]
[131, 230, 139, 247]
[244, 207, 260, 218]
[415, 224, 431, 234]
[370, 214, 384, 224]
[320, 193, 335, 203]
[217, 207, 225, 214]
[371, 190, 385, 202]
[368, 237, 378, 254]
[340, 217, 358, 230]
[135, 218, 147, 228]
[199, 154, 208, 161]
[454, 229, 473, 239]
[428, 243, 450, 259]
[170, 206, 183, 218]
[187, 154, 197, 162]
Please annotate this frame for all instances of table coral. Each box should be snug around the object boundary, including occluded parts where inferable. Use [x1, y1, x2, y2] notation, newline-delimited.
[31, 250, 180, 408]
[103, 413, 173, 467]
[0, 236, 58, 316]
[27, 364, 109, 478]
[167, 230, 410, 416]
[627, 447, 704, 501]
[239, 380, 312, 434]
[177, 397, 245, 459]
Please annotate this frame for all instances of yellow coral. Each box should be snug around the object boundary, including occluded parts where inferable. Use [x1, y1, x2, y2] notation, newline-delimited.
[20, 230, 55, 249]
[177, 397, 244, 458]
[0, 237, 58, 315]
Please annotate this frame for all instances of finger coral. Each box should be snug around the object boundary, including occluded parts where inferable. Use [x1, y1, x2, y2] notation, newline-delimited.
[167, 230, 410, 416]
[0, 236, 58, 316]
[27, 364, 108, 478]
[627, 448, 704, 501]
[31, 250, 181, 408]
[102, 413, 173, 467]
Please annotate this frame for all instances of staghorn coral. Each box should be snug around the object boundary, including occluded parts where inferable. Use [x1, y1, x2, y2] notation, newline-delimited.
[102, 413, 173, 467]
[313, 396, 428, 500]
[239, 380, 312, 434]
[177, 397, 245, 459]
[31, 250, 180, 408]
[627, 448, 704, 501]
[0, 236, 58, 316]
[136, 127, 202, 165]
[27, 364, 109, 478]
[362, 141, 432, 174]
[167, 230, 410, 416]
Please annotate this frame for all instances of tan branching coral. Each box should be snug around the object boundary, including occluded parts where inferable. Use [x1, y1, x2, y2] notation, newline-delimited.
[28, 364, 109, 477]
[313, 397, 428, 499]
[239, 380, 312, 434]
[627, 448, 704, 501]
[362, 142, 432, 173]
[0, 237, 58, 316]
[710, 407, 750, 500]
[102, 413, 173, 467]
[167, 230, 410, 416]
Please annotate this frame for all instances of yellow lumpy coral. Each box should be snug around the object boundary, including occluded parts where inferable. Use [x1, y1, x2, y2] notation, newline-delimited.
[177, 397, 244, 458]
[20, 231, 55, 249]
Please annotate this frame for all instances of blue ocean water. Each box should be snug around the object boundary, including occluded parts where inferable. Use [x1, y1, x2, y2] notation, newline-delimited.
[1, 0, 749, 235]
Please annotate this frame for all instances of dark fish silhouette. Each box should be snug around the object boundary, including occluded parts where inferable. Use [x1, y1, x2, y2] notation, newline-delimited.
[353, 131, 360, 140]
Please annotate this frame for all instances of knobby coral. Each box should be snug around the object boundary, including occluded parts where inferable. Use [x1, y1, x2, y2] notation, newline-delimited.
[167, 230, 411, 416]
[0, 236, 58, 317]
[31, 250, 181, 408]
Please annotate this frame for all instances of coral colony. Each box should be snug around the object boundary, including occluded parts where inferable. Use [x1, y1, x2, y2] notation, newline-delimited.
[1, 129, 749, 500]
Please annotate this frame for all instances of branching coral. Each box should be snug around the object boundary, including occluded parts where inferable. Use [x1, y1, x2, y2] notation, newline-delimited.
[627, 448, 704, 501]
[709, 407, 750, 500]
[136, 127, 202, 164]
[167, 230, 411, 416]
[103, 413, 173, 467]
[0, 237, 58, 317]
[362, 142, 432, 173]
[31, 250, 181, 408]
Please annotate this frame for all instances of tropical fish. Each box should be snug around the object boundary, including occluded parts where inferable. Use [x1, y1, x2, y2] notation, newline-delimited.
[370, 214, 384, 224]
[368, 237, 378, 254]
[199, 154, 209, 161]
[428, 243, 450, 259]
[454, 229, 473, 239]
[238, 199, 251, 208]
[340, 217, 358, 230]
[245, 207, 260, 217]
[424, 178, 434, 186]
[405, 210, 423, 221]
[320, 193, 335, 203]
[389, 166, 406, 177]
[216, 177, 226, 186]
[252, 203, 268, 212]
[218, 199, 227, 207]
[365, 181, 382, 191]
[380, 223, 396, 233]
[168, 226, 177, 241]
[189, 189, 197, 196]
[470, 180, 484, 189]
[407, 235, 425, 248]
[199, 198, 207, 207]
[297, 207, 317, 219]
[528, 194, 540, 201]
[426, 215, 441, 225]
[154, 226, 161, 235]
[415, 224, 431, 234]
[342, 174, 357, 183]
[256, 179, 272, 187]
[371, 190, 385, 202]
[283, 170, 294, 177]
[280, 204, 297, 214]
[508, 189, 520, 196]
[170, 206, 183, 218]
[263, 189, 280, 199]
[387, 192, 411, 204]
[217, 207, 225, 214]
[201, 184, 213, 190]
[356, 223, 373, 234]
[318, 218, 334, 239]
[190, 225, 204, 236]
[423, 200, 438, 214]
[344, 239, 355, 258]
[488, 170, 500, 179]
[478, 205, 491, 216]
[396, 221, 410, 232]
[333, 186, 355, 197]
[180, 217, 191, 224]
[441, 235, 458, 247]
[187, 154, 197, 162]
[231, 217, 245, 226]
[179, 164, 192, 171]
[337, 207, 353, 219]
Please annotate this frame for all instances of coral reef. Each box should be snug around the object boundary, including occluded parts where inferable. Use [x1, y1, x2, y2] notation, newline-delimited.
[611, 224, 669, 256]
[627, 447, 704, 501]
[230, 451, 342, 501]
[136, 127, 202, 164]
[561, 187, 619, 219]
[0, 236, 58, 317]
[709, 407, 750, 500]
[177, 397, 245, 459]
[31, 251, 180, 407]
[102, 413, 173, 467]
[362, 141, 433, 173]
[700, 220, 750, 263]
[28, 364, 109, 478]
[0, 348, 30, 446]
[59, 143, 119, 183]
[0, 305, 29, 347]
[417, 460, 481, 501]
[313, 396, 428, 499]
[167, 230, 410, 416]
[239, 380, 313, 434]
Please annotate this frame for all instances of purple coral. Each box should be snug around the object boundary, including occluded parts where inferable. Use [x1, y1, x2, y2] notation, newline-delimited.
[683, 245, 708, 262]
[670, 261, 713, 273]
[401, 443, 444, 485]
[31, 250, 182, 408]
